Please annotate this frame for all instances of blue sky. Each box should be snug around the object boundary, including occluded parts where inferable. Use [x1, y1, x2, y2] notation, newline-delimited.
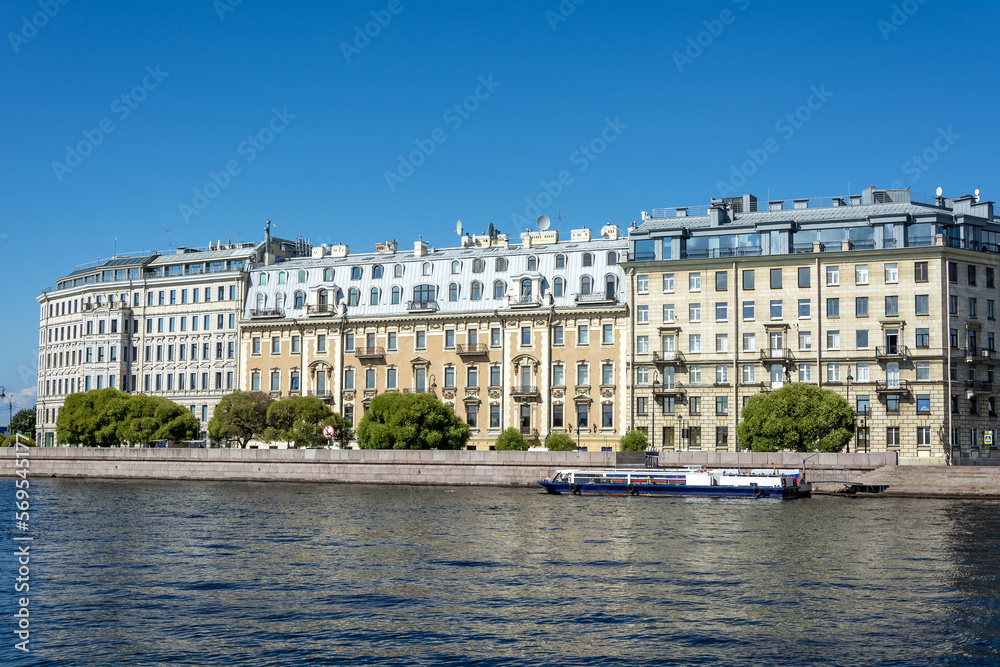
[2, 0, 998, 423]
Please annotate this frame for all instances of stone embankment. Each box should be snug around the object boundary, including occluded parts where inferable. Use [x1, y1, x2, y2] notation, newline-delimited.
[840, 465, 1000, 498]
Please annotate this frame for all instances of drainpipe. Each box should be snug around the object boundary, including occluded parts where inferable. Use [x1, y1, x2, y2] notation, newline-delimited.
[945, 253, 952, 465]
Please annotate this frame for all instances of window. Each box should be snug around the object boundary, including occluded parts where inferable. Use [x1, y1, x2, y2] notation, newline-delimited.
[413, 284, 435, 304]
[989, 300, 996, 320]
[798, 364, 812, 382]
[914, 261, 928, 282]
[490, 366, 501, 387]
[386, 368, 397, 389]
[445, 330, 455, 348]
[391, 286, 402, 304]
[521, 327, 531, 346]
[636, 336, 649, 354]
[825, 266, 839, 286]
[421, 262, 432, 276]
[348, 288, 360, 306]
[416, 331, 426, 349]
[827, 330, 840, 350]
[602, 403, 614, 428]
[716, 396, 728, 415]
[969, 264, 977, 285]
[493, 280, 505, 299]
[270, 371, 280, 392]
[914, 295, 929, 316]
[886, 394, 900, 413]
[715, 271, 727, 291]
[637, 275, 649, 293]
[471, 281, 483, 300]
[827, 298, 840, 317]
[637, 306, 649, 324]
[770, 300, 782, 319]
[577, 363, 589, 386]
[715, 302, 728, 322]
[770, 269, 782, 289]
[393, 264, 403, 278]
[742, 333, 755, 351]
[948, 262, 958, 282]
[370, 288, 380, 306]
[527, 256, 537, 271]
[689, 303, 701, 322]
[989, 268, 996, 288]
[578, 325, 589, 345]
[855, 297, 868, 317]
[887, 427, 900, 447]
[856, 330, 869, 349]
[551, 403, 563, 428]
[351, 266, 362, 280]
[916, 394, 930, 413]
[291, 336, 300, 354]
[555, 254, 565, 269]
[716, 365, 729, 384]
[689, 273, 701, 291]
[885, 296, 898, 317]
[582, 253, 593, 267]
[969, 298, 978, 318]
[466, 404, 478, 428]
[553, 277, 565, 297]
[451, 260, 461, 275]
[798, 299, 811, 318]
[552, 364, 565, 386]
[552, 325, 564, 346]
[742, 365, 755, 382]
[915, 328, 930, 347]
[663, 304, 675, 323]
[917, 426, 931, 446]
[496, 258, 507, 272]
[742, 301, 755, 320]
[885, 263, 898, 284]
[491, 328, 501, 347]
[853, 264, 869, 285]
[472, 259, 484, 273]
[601, 363, 613, 385]
[949, 295, 959, 316]
[580, 276, 593, 295]
[602, 324, 613, 344]
[663, 274, 675, 292]
[799, 267, 812, 287]
[636, 366, 649, 385]
[689, 334, 701, 353]
[715, 334, 728, 353]
[467, 366, 478, 387]
[689, 395, 701, 413]
[449, 283, 459, 302]
[827, 363, 841, 382]
[742, 270, 755, 290]
[271, 338, 280, 355]
[916, 362, 930, 380]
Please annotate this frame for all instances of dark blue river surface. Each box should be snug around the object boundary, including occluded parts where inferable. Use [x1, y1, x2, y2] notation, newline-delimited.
[2, 479, 1000, 666]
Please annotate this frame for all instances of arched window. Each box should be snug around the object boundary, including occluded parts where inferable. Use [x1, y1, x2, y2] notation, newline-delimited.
[422, 262, 432, 276]
[372, 265, 383, 279]
[259, 273, 268, 286]
[394, 264, 403, 277]
[607, 252, 618, 266]
[413, 285, 435, 304]
[582, 253, 593, 267]
[318, 289, 329, 308]
[275, 292, 285, 311]
[520, 278, 532, 298]
[348, 288, 360, 306]
[496, 258, 507, 272]
[392, 286, 402, 304]
[527, 256, 537, 271]
[351, 267, 362, 280]
[451, 261, 461, 274]
[323, 268, 334, 281]
[581, 276, 593, 295]
[604, 274, 617, 298]
[294, 291, 305, 309]
[255, 293, 266, 309]
[370, 287, 380, 305]
[471, 281, 482, 300]
[553, 277, 565, 297]
[298, 270, 307, 283]
[555, 254, 566, 268]
[473, 259, 485, 273]
[493, 280, 506, 299]
[278, 272, 287, 284]
[449, 283, 459, 301]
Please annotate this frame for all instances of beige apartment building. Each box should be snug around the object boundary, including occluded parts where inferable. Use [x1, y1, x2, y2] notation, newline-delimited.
[239, 226, 632, 450]
[625, 186, 1000, 462]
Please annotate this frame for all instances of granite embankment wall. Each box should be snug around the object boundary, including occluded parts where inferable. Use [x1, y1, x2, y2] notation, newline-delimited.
[0, 448, 894, 487]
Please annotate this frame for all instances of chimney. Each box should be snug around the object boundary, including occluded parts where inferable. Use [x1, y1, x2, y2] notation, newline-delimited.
[849, 195, 862, 206]
[414, 235, 428, 257]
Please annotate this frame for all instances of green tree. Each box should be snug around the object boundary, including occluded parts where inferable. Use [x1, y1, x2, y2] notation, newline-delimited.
[55, 389, 198, 446]
[545, 431, 576, 451]
[494, 427, 527, 451]
[619, 429, 649, 451]
[262, 396, 341, 447]
[357, 392, 471, 450]
[208, 391, 273, 448]
[118, 394, 200, 445]
[737, 383, 854, 452]
[10, 408, 35, 436]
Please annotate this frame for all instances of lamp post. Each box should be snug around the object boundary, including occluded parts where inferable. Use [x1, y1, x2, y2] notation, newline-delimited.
[846, 372, 853, 453]
[0, 387, 11, 434]
[651, 377, 659, 450]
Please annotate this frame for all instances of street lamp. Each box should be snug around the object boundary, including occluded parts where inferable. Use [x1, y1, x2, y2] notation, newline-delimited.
[651, 377, 659, 451]
[846, 372, 853, 453]
[0, 387, 11, 434]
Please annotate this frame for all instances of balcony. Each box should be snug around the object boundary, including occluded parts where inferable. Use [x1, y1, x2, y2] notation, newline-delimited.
[574, 292, 617, 305]
[965, 347, 996, 361]
[308, 390, 331, 399]
[875, 379, 911, 395]
[456, 343, 489, 357]
[407, 300, 439, 313]
[510, 385, 540, 399]
[654, 382, 685, 397]
[967, 381, 994, 395]
[759, 348, 791, 361]
[306, 303, 336, 316]
[653, 350, 684, 364]
[355, 346, 385, 360]
[875, 345, 910, 360]
[250, 308, 284, 319]
[508, 294, 542, 308]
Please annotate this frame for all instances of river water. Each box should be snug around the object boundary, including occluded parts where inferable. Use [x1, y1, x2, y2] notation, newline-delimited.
[2, 479, 1000, 666]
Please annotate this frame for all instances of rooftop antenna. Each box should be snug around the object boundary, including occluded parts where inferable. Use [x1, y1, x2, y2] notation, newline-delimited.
[113, 237, 118, 258]
[488, 222, 495, 239]
[166, 230, 178, 249]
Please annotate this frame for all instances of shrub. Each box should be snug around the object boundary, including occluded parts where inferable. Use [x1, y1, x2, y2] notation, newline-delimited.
[494, 427, 527, 451]
[619, 429, 649, 451]
[545, 431, 576, 451]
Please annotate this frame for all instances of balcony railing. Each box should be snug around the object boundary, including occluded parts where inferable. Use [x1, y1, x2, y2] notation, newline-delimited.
[759, 348, 790, 361]
[306, 303, 336, 316]
[653, 350, 684, 364]
[654, 382, 685, 396]
[355, 346, 385, 359]
[967, 381, 994, 394]
[875, 345, 910, 360]
[510, 385, 540, 398]
[574, 292, 617, 305]
[250, 308, 284, 319]
[875, 379, 911, 394]
[456, 343, 488, 356]
[308, 390, 331, 398]
[407, 300, 439, 313]
[966, 347, 997, 361]
[508, 294, 542, 308]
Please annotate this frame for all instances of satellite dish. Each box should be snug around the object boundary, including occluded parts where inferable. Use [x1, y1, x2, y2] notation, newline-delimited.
[936, 186, 943, 197]
[975, 188, 981, 202]
[488, 222, 495, 237]
[536, 214, 551, 231]
[456, 220, 463, 236]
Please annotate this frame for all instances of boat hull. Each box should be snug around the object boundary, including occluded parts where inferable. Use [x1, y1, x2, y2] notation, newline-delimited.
[538, 481, 810, 499]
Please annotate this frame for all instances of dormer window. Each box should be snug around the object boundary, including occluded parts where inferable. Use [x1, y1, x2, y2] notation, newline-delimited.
[527, 256, 537, 271]
[351, 267, 362, 280]
[582, 253, 593, 267]
[555, 254, 566, 268]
